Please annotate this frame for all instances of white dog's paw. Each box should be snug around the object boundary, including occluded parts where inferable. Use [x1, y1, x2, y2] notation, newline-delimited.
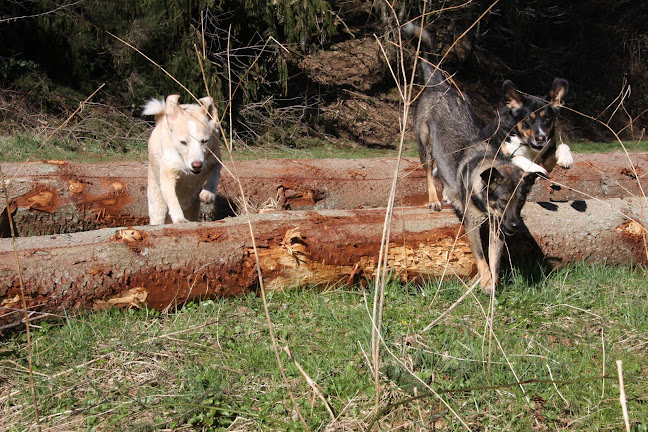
[512, 156, 547, 176]
[528, 163, 548, 176]
[169, 213, 189, 224]
[199, 189, 216, 204]
[556, 144, 574, 168]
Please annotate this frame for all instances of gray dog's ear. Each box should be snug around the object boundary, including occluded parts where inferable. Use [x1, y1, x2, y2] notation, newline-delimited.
[503, 80, 523, 112]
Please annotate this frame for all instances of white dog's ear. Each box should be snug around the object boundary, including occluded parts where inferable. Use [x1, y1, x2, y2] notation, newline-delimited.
[199, 96, 219, 130]
[165, 94, 181, 122]
[199, 97, 217, 117]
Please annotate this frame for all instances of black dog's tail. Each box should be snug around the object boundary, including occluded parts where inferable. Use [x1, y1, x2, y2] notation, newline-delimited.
[401, 22, 443, 87]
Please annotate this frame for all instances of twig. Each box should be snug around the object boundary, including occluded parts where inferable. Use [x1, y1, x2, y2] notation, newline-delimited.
[617, 360, 631, 432]
[9, 83, 105, 183]
[601, 329, 606, 400]
[0, 1, 82, 24]
[546, 364, 569, 406]
[283, 346, 336, 420]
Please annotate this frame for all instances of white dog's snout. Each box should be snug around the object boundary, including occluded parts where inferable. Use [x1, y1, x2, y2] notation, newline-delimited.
[189, 158, 204, 174]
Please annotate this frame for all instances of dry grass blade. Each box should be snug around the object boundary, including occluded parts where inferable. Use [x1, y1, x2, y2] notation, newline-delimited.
[368, 1, 506, 429]
[0, 165, 40, 431]
[215, 29, 311, 431]
[0, 82, 107, 432]
[617, 360, 631, 432]
[108, 32, 198, 105]
[283, 346, 336, 420]
[546, 99, 648, 263]
[601, 329, 606, 400]
[383, 2, 538, 426]
[369, 0, 426, 414]
[108, 25, 310, 429]
[546, 364, 569, 406]
[421, 278, 479, 333]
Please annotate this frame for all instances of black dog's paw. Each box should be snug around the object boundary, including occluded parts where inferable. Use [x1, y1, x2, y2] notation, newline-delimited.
[428, 200, 443, 212]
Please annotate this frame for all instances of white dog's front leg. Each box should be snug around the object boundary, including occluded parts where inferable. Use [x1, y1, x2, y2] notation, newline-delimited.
[160, 171, 188, 223]
[199, 165, 222, 204]
[147, 173, 168, 225]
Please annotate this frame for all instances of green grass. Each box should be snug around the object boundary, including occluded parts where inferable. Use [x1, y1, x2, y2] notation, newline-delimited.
[0, 133, 418, 163]
[1, 130, 645, 164]
[568, 140, 648, 154]
[0, 133, 148, 163]
[231, 136, 418, 160]
[1, 263, 647, 431]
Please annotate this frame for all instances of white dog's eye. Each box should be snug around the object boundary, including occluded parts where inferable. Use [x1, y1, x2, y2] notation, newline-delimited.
[201, 138, 209, 144]
[179, 140, 187, 146]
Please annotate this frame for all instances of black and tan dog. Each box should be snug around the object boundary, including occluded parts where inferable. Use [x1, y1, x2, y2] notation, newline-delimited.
[403, 22, 541, 293]
[482, 78, 572, 175]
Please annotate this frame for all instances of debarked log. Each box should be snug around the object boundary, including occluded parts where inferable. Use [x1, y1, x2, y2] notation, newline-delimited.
[0, 197, 646, 328]
[1, 153, 647, 237]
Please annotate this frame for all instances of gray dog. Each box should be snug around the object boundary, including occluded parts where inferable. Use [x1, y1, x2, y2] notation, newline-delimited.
[403, 22, 542, 293]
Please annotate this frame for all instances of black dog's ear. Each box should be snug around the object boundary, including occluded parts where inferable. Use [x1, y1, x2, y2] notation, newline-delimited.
[548, 77, 569, 109]
[523, 171, 540, 185]
[503, 80, 524, 112]
[480, 166, 504, 188]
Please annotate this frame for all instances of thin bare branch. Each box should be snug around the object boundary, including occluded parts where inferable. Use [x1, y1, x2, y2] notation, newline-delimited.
[0, 1, 82, 24]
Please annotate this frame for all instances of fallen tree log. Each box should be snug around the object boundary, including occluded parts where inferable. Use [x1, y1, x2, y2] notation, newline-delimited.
[0, 197, 645, 329]
[1, 153, 646, 236]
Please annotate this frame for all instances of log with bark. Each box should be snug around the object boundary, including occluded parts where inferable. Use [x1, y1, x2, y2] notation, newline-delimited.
[0, 195, 646, 329]
[1, 153, 646, 237]
[0, 153, 646, 328]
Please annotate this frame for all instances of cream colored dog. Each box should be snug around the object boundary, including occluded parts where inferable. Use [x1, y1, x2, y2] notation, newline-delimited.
[143, 94, 222, 225]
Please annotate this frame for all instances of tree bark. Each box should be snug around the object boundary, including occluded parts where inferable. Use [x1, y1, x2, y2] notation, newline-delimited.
[1, 153, 646, 237]
[0, 197, 646, 329]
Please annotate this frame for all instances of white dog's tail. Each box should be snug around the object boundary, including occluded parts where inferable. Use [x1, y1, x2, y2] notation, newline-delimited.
[142, 98, 166, 122]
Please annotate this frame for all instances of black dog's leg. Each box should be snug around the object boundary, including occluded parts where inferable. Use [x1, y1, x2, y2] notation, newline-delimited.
[484, 227, 505, 295]
[463, 208, 492, 290]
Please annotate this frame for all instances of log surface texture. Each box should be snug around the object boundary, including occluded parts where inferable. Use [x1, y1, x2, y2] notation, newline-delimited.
[0, 153, 646, 328]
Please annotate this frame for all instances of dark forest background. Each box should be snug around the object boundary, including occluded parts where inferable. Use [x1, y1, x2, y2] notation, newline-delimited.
[1, 0, 647, 150]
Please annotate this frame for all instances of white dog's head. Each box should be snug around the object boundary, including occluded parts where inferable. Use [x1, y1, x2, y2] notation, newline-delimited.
[163, 94, 220, 174]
